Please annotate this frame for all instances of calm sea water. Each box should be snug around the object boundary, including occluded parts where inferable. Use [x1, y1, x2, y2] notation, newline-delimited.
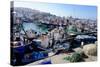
[22, 22, 48, 34]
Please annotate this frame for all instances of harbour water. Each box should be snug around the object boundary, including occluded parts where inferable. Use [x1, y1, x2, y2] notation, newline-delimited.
[22, 22, 49, 34]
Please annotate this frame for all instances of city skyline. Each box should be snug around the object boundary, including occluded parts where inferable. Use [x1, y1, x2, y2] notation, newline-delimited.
[14, 1, 97, 20]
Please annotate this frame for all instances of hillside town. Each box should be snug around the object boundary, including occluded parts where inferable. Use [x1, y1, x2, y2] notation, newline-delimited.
[13, 7, 97, 33]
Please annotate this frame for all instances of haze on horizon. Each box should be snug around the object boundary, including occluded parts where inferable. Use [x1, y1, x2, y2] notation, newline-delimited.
[13, 1, 97, 20]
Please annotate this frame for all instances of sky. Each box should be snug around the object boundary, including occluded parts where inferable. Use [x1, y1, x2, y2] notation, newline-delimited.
[13, 1, 97, 20]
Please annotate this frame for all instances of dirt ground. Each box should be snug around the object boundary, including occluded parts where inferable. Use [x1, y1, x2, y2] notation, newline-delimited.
[27, 52, 97, 66]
